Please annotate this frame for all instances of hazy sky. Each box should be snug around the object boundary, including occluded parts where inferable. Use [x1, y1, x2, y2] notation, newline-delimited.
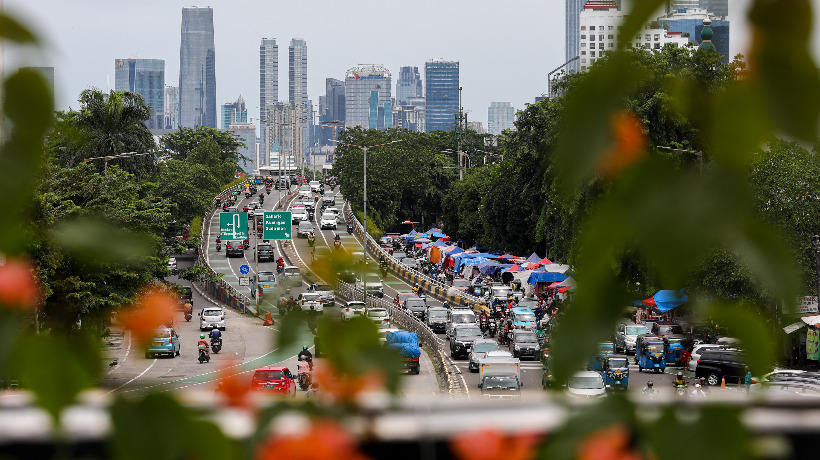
[4, 0, 820, 128]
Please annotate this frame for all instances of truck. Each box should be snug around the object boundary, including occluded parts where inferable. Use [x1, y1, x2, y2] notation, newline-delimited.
[386, 330, 421, 374]
[477, 354, 522, 399]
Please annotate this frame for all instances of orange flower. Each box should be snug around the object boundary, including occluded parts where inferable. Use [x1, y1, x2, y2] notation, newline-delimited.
[578, 424, 643, 460]
[0, 258, 40, 310]
[312, 361, 385, 404]
[215, 361, 251, 408]
[256, 420, 370, 460]
[451, 428, 539, 460]
[598, 110, 647, 178]
[120, 286, 176, 348]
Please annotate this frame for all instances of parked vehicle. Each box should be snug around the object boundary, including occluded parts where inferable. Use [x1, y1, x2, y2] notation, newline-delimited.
[695, 349, 748, 386]
[386, 331, 421, 374]
[614, 323, 650, 354]
[601, 355, 630, 390]
[636, 335, 667, 373]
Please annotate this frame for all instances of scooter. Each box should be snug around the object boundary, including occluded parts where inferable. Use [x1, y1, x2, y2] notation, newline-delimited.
[216, 242, 222, 252]
[334, 239, 341, 250]
[307, 232, 315, 246]
[184, 309, 192, 322]
[211, 337, 222, 354]
[347, 223, 354, 233]
[198, 344, 210, 363]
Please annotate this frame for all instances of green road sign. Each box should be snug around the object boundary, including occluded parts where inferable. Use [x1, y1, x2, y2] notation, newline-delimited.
[263, 212, 292, 240]
[219, 212, 248, 241]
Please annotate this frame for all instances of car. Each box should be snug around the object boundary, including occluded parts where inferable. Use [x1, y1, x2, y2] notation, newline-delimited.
[614, 323, 650, 354]
[395, 292, 416, 309]
[450, 324, 483, 359]
[392, 251, 407, 260]
[340, 301, 366, 321]
[688, 344, 736, 372]
[291, 206, 307, 223]
[566, 370, 607, 399]
[446, 309, 477, 340]
[257, 243, 275, 262]
[297, 221, 314, 238]
[225, 205, 239, 213]
[356, 275, 384, 298]
[508, 329, 539, 360]
[176, 286, 193, 310]
[320, 212, 337, 230]
[322, 192, 335, 207]
[257, 271, 277, 293]
[308, 283, 335, 306]
[167, 257, 177, 270]
[254, 208, 265, 220]
[510, 307, 537, 330]
[469, 339, 501, 372]
[487, 285, 512, 303]
[199, 308, 226, 331]
[281, 266, 302, 286]
[297, 292, 323, 313]
[145, 328, 180, 358]
[365, 308, 391, 328]
[325, 207, 341, 223]
[449, 278, 471, 296]
[425, 307, 448, 333]
[651, 321, 684, 337]
[309, 180, 321, 192]
[275, 178, 289, 190]
[251, 366, 296, 395]
[404, 297, 427, 320]
[226, 240, 244, 257]
[401, 257, 419, 270]
[695, 349, 748, 386]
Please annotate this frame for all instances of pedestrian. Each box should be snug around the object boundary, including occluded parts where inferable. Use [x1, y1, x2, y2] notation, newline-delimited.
[744, 366, 753, 394]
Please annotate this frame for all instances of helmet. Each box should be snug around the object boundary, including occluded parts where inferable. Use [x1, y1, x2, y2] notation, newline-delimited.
[694, 383, 701, 388]
[200, 334, 205, 339]
[677, 372, 683, 379]
[647, 381, 654, 388]
[303, 346, 308, 351]
[212, 325, 219, 330]
[699, 377, 706, 385]
[415, 283, 419, 287]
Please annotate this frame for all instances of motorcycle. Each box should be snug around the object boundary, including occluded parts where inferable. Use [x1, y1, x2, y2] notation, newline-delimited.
[184, 309, 192, 322]
[488, 318, 498, 337]
[307, 232, 315, 246]
[674, 382, 687, 397]
[346, 223, 354, 233]
[216, 242, 222, 252]
[211, 337, 222, 354]
[198, 344, 210, 363]
[334, 239, 341, 250]
[479, 316, 489, 333]
[243, 238, 250, 250]
[277, 264, 284, 274]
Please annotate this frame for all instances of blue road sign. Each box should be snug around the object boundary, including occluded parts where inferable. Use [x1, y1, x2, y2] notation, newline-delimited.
[239, 264, 250, 274]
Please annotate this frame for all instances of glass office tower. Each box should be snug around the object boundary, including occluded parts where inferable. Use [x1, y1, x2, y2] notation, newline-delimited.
[179, 7, 216, 128]
[424, 59, 459, 133]
[114, 58, 165, 129]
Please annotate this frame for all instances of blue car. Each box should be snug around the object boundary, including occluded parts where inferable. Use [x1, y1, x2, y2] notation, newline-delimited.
[601, 355, 630, 390]
[510, 307, 537, 330]
[146, 328, 180, 358]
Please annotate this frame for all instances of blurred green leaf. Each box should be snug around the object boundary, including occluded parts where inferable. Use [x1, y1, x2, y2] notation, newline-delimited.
[275, 308, 312, 350]
[644, 405, 750, 460]
[110, 393, 231, 460]
[708, 84, 771, 171]
[0, 14, 37, 43]
[748, 0, 820, 140]
[0, 311, 25, 384]
[699, 303, 778, 375]
[616, 0, 665, 51]
[10, 333, 100, 421]
[51, 219, 154, 268]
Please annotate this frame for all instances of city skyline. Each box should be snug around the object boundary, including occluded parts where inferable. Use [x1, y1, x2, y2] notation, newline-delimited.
[4, 0, 818, 128]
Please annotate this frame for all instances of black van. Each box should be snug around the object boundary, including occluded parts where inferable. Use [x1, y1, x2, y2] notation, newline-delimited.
[257, 243, 274, 262]
[695, 349, 748, 386]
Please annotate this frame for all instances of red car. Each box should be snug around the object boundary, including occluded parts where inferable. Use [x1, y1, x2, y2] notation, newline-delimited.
[395, 292, 416, 309]
[251, 366, 296, 395]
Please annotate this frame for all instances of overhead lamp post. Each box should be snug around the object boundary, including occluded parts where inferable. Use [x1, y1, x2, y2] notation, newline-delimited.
[332, 139, 404, 269]
[83, 151, 153, 175]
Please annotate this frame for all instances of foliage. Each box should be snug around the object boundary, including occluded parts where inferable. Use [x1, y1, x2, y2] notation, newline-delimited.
[46, 89, 157, 178]
[153, 159, 222, 224]
[160, 126, 247, 175]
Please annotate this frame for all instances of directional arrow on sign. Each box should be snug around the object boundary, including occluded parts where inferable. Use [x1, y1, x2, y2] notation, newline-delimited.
[239, 264, 250, 274]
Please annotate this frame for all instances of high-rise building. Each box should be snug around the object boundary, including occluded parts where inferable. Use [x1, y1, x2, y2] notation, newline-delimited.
[259, 38, 279, 164]
[179, 7, 216, 128]
[114, 58, 165, 129]
[227, 122, 257, 174]
[21, 66, 54, 97]
[424, 59, 459, 133]
[164, 86, 179, 129]
[221, 96, 248, 130]
[264, 102, 303, 168]
[487, 102, 515, 135]
[289, 38, 309, 162]
[319, 78, 345, 146]
[566, 0, 587, 73]
[698, 0, 728, 18]
[467, 121, 485, 135]
[344, 64, 392, 129]
[658, 8, 729, 63]
[396, 66, 423, 105]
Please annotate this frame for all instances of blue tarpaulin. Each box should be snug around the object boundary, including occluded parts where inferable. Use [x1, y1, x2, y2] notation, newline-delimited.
[478, 262, 514, 276]
[386, 331, 421, 358]
[432, 240, 448, 247]
[526, 272, 568, 285]
[525, 252, 542, 263]
[643, 290, 688, 313]
[432, 232, 447, 238]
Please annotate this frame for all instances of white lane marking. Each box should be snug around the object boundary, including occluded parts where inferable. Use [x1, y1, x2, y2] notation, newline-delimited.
[107, 331, 132, 374]
[107, 358, 157, 394]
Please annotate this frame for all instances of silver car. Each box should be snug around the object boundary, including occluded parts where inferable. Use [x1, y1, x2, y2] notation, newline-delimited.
[199, 308, 226, 331]
[469, 339, 501, 372]
[614, 323, 650, 354]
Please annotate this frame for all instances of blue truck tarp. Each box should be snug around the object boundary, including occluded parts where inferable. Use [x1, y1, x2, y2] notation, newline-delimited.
[386, 331, 421, 358]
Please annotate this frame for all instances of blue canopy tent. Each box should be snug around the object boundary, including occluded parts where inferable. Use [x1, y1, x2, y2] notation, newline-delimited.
[432, 232, 447, 238]
[432, 240, 448, 248]
[642, 290, 688, 313]
[478, 262, 514, 276]
[526, 272, 568, 285]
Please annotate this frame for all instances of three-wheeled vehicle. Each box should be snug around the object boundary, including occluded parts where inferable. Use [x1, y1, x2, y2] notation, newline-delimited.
[636, 334, 667, 373]
[588, 341, 616, 372]
[601, 354, 630, 390]
[664, 334, 687, 366]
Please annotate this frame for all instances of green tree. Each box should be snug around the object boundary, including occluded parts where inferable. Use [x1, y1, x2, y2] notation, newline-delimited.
[160, 126, 246, 173]
[153, 159, 222, 224]
[46, 89, 157, 177]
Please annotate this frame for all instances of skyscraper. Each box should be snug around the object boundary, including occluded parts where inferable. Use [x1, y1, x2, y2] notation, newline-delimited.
[566, 0, 587, 73]
[319, 78, 345, 146]
[289, 38, 309, 163]
[259, 38, 279, 164]
[114, 58, 165, 129]
[424, 59, 459, 133]
[228, 122, 257, 174]
[164, 86, 179, 129]
[221, 96, 248, 130]
[396, 66, 423, 106]
[344, 64, 392, 129]
[179, 7, 216, 128]
[488, 102, 515, 135]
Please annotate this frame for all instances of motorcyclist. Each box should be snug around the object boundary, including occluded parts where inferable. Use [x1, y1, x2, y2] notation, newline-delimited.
[673, 372, 686, 387]
[208, 325, 222, 341]
[297, 357, 312, 387]
[642, 380, 658, 397]
[691, 383, 708, 397]
[197, 334, 210, 358]
[297, 346, 313, 370]
[413, 283, 419, 295]
[287, 296, 296, 312]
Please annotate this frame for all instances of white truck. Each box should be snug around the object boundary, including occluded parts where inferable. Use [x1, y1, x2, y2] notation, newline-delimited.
[477, 354, 522, 399]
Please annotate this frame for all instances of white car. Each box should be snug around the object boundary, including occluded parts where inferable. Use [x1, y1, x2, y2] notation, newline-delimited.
[365, 308, 391, 328]
[309, 180, 321, 192]
[291, 206, 307, 223]
[325, 207, 341, 223]
[199, 308, 226, 331]
[340, 301, 366, 321]
[566, 371, 607, 399]
[167, 257, 177, 270]
[298, 292, 323, 313]
[320, 212, 337, 230]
